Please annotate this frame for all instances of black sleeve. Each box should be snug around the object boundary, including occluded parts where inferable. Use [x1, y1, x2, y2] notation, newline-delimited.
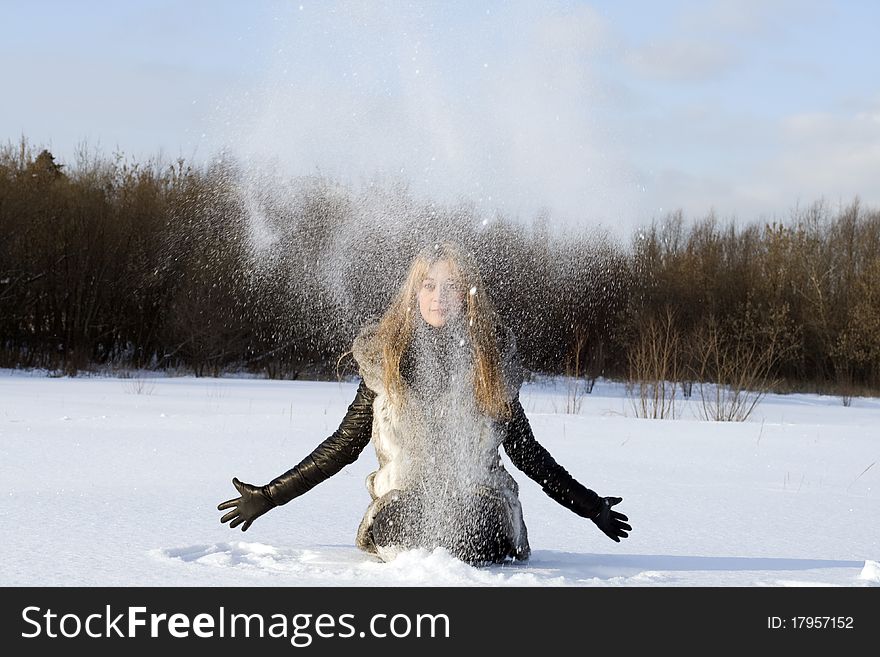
[501, 396, 601, 519]
[263, 379, 376, 506]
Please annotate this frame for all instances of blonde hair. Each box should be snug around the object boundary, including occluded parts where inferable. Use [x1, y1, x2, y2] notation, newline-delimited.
[372, 242, 512, 420]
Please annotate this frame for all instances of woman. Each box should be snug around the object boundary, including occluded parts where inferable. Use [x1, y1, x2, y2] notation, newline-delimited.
[218, 242, 630, 565]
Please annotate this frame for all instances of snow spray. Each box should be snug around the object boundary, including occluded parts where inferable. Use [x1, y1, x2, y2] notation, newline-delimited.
[181, 1, 636, 558]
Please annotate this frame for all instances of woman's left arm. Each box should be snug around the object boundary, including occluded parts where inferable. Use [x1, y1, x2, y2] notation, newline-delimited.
[501, 397, 631, 542]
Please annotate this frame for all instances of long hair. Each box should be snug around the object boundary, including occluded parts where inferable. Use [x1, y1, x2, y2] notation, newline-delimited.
[373, 242, 512, 420]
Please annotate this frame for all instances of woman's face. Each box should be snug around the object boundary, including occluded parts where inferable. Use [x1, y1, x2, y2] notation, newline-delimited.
[417, 260, 464, 328]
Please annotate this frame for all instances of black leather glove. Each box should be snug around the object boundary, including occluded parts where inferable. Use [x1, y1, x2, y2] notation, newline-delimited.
[218, 477, 276, 531]
[591, 496, 631, 542]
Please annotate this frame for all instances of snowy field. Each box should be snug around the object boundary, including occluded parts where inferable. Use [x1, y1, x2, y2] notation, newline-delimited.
[1, 369, 877, 587]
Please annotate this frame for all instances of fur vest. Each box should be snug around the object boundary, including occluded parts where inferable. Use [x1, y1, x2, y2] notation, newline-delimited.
[350, 320, 530, 557]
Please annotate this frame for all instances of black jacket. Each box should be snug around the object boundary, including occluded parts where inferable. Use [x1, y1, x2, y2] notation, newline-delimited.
[262, 379, 601, 519]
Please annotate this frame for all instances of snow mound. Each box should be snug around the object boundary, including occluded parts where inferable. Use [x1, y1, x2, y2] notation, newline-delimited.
[153, 543, 564, 586]
[857, 560, 880, 583]
[361, 547, 560, 586]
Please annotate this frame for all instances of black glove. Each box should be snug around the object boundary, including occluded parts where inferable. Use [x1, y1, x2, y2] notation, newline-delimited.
[591, 496, 631, 542]
[217, 477, 276, 531]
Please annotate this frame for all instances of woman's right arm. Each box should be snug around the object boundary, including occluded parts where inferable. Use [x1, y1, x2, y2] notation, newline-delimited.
[264, 379, 376, 504]
[218, 379, 376, 530]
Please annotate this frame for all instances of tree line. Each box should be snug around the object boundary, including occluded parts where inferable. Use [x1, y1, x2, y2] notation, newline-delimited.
[1, 141, 878, 398]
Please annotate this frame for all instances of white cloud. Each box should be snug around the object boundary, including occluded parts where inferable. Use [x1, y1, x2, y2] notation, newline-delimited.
[634, 104, 880, 223]
[625, 40, 738, 82]
[769, 109, 880, 198]
[621, 0, 831, 84]
[532, 4, 608, 56]
[681, 0, 828, 38]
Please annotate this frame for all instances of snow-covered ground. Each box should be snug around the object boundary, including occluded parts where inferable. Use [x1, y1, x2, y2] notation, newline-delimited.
[1, 369, 877, 587]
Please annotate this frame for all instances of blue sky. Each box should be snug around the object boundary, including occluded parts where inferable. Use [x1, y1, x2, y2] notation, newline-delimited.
[3, 0, 878, 233]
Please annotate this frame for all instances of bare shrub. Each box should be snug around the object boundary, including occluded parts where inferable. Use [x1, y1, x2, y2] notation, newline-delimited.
[691, 308, 790, 421]
[626, 307, 680, 419]
[121, 372, 156, 395]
